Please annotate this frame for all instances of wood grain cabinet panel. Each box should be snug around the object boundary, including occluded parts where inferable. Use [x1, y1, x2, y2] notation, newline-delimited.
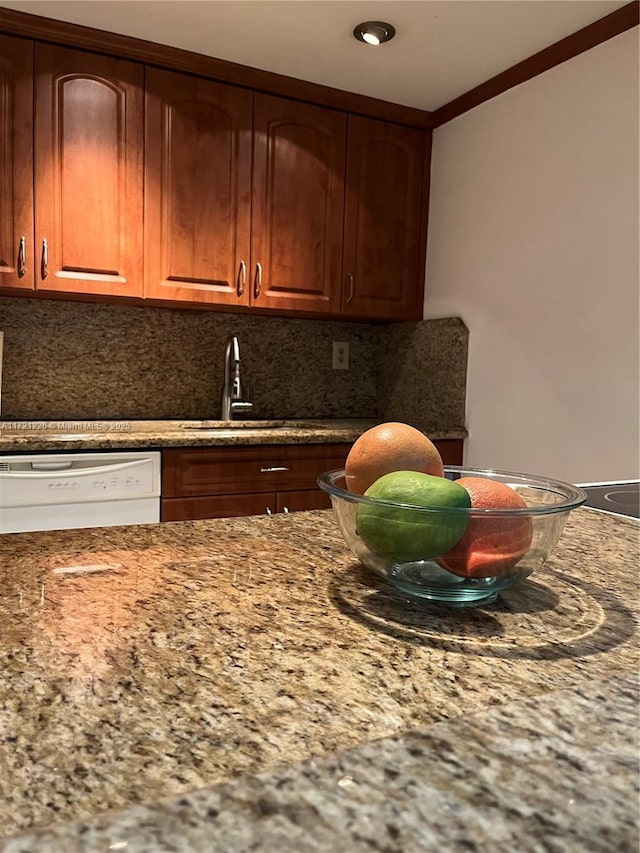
[34, 44, 143, 297]
[251, 95, 346, 314]
[163, 443, 351, 496]
[342, 116, 426, 320]
[276, 490, 332, 513]
[162, 443, 351, 520]
[0, 34, 34, 291]
[0, 36, 430, 321]
[435, 439, 464, 466]
[144, 68, 253, 306]
[162, 492, 277, 522]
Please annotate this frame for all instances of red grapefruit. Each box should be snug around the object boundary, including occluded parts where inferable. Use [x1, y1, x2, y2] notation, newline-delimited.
[439, 477, 533, 578]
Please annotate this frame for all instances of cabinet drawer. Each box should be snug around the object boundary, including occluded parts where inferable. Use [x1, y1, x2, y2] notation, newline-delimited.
[162, 443, 351, 497]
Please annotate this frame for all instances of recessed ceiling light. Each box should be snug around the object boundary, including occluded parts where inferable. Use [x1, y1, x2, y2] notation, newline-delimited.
[353, 21, 396, 46]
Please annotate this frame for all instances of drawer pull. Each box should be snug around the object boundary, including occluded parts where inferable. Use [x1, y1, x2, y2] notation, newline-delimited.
[254, 262, 263, 298]
[346, 273, 354, 303]
[18, 235, 27, 276]
[266, 506, 273, 516]
[237, 260, 246, 296]
[260, 466, 290, 473]
[41, 238, 48, 279]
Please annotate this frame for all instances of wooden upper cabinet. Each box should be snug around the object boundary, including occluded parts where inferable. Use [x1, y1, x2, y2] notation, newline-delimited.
[0, 35, 34, 291]
[251, 95, 346, 314]
[342, 116, 427, 321]
[0, 34, 429, 320]
[144, 68, 253, 306]
[34, 44, 143, 297]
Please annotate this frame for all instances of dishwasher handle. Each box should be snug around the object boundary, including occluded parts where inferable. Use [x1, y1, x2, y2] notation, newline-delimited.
[0, 457, 152, 479]
[31, 461, 73, 471]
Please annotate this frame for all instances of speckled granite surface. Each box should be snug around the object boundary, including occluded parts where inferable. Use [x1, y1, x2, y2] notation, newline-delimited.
[0, 419, 466, 452]
[0, 507, 637, 848]
[379, 317, 468, 435]
[0, 298, 468, 433]
[5, 676, 636, 852]
[0, 298, 380, 420]
[0, 418, 373, 452]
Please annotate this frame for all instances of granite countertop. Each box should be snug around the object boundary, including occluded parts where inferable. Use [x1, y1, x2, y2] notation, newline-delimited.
[0, 418, 373, 451]
[0, 419, 467, 453]
[0, 506, 637, 850]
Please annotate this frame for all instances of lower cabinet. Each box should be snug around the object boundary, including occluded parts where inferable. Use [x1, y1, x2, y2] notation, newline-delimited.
[275, 490, 331, 513]
[161, 443, 352, 522]
[161, 439, 464, 522]
[435, 439, 465, 467]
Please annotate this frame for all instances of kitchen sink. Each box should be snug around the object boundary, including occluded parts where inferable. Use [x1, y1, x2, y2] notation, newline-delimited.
[37, 434, 96, 440]
[181, 420, 328, 431]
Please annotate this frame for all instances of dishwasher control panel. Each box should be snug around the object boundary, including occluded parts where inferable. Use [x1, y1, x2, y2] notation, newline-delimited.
[0, 451, 161, 508]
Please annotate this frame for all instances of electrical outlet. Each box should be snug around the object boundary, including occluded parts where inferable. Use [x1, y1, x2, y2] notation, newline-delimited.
[332, 341, 349, 370]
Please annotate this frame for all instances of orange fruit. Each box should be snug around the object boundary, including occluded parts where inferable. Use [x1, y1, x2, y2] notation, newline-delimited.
[439, 477, 533, 579]
[345, 422, 444, 495]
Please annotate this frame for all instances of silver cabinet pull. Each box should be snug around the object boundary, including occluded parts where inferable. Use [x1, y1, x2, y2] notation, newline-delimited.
[18, 236, 27, 277]
[254, 262, 262, 299]
[266, 506, 273, 516]
[346, 273, 354, 303]
[260, 466, 290, 473]
[41, 238, 48, 279]
[283, 506, 290, 513]
[237, 260, 246, 296]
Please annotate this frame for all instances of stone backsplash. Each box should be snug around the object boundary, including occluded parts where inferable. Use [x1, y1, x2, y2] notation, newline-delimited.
[379, 318, 468, 434]
[0, 296, 467, 431]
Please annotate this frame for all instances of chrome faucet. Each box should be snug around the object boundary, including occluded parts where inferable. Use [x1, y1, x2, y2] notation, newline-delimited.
[221, 335, 254, 420]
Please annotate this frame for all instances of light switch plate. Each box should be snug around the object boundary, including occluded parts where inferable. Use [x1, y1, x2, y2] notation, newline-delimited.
[332, 341, 349, 370]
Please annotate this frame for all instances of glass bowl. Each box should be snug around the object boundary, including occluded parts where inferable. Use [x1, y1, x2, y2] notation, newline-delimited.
[318, 466, 586, 608]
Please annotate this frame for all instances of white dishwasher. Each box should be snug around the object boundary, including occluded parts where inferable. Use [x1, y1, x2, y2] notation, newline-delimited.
[0, 451, 161, 533]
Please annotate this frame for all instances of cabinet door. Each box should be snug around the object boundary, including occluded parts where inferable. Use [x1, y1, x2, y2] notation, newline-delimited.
[251, 94, 346, 314]
[342, 117, 427, 320]
[0, 35, 34, 291]
[162, 493, 276, 522]
[434, 439, 464, 466]
[145, 68, 252, 306]
[276, 490, 331, 513]
[34, 44, 143, 297]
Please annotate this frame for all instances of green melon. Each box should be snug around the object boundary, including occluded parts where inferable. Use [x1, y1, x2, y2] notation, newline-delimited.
[356, 470, 471, 563]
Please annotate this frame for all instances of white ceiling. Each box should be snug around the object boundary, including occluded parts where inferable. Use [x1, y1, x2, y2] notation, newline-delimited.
[0, 0, 630, 111]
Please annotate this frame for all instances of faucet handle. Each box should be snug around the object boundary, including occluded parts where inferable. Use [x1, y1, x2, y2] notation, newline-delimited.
[230, 400, 254, 416]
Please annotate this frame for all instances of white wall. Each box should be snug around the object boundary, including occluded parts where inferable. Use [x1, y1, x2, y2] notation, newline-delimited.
[425, 29, 639, 484]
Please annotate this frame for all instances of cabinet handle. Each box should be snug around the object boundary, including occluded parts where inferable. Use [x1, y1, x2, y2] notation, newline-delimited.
[254, 262, 262, 299]
[41, 238, 48, 279]
[260, 466, 290, 473]
[237, 261, 246, 296]
[18, 236, 27, 277]
[283, 506, 290, 513]
[346, 273, 354, 303]
[266, 506, 273, 516]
